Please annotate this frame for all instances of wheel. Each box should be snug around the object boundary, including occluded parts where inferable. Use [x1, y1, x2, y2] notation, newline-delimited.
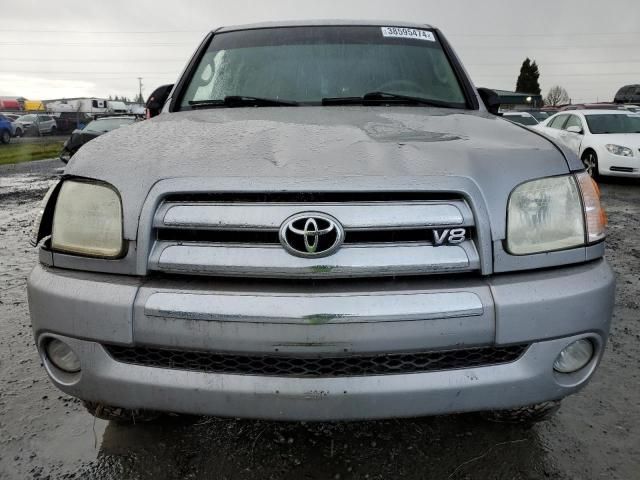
[50, 126, 57, 135]
[1, 129, 10, 144]
[481, 400, 561, 424]
[16, 127, 23, 137]
[82, 400, 162, 424]
[582, 151, 600, 179]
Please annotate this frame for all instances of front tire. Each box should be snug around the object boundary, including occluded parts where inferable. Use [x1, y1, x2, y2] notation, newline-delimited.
[83, 401, 162, 424]
[481, 400, 561, 424]
[582, 151, 600, 179]
[1, 130, 10, 144]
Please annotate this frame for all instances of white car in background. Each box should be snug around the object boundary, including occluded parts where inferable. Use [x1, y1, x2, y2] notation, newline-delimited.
[537, 110, 640, 178]
[15, 114, 58, 136]
[502, 111, 539, 127]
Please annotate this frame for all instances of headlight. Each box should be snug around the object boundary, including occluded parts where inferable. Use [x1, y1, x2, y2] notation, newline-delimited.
[575, 172, 606, 244]
[605, 144, 633, 157]
[51, 180, 123, 258]
[507, 173, 606, 255]
[507, 175, 585, 255]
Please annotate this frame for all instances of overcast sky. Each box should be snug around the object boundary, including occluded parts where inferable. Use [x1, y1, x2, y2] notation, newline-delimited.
[1, 0, 638, 103]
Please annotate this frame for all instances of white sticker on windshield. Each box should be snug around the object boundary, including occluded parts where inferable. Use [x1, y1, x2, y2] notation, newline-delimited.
[381, 27, 435, 42]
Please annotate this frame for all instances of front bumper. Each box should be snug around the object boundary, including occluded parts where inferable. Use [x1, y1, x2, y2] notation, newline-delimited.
[600, 149, 640, 177]
[28, 259, 615, 421]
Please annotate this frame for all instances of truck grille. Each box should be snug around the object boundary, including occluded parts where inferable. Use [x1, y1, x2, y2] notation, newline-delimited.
[104, 344, 528, 377]
[147, 193, 481, 278]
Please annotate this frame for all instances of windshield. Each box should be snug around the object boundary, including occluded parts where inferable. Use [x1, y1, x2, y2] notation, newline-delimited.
[83, 118, 135, 133]
[17, 114, 36, 122]
[585, 113, 640, 134]
[506, 115, 538, 126]
[179, 26, 467, 109]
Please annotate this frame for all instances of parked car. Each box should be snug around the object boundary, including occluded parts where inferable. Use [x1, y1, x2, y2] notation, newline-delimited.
[522, 110, 550, 122]
[15, 114, 58, 136]
[29, 21, 614, 425]
[536, 110, 640, 178]
[621, 104, 640, 113]
[0, 114, 24, 137]
[10, 119, 24, 137]
[59, 116, 137, 163]
[2, 113, 20, 121]
[614, 84, 640, 104]
[502, 111, 539, 126]
[559, 103, 623, 111]
[0, 113, 12, 143]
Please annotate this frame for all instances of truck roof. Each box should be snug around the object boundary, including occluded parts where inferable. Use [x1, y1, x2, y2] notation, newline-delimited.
[215, 19, 434, 34]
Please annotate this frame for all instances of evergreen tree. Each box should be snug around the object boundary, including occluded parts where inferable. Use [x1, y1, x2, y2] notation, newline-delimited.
[515, 58, 541, 95]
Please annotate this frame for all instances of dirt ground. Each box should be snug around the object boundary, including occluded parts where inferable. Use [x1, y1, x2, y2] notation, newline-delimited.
[0, 163, 638, 480]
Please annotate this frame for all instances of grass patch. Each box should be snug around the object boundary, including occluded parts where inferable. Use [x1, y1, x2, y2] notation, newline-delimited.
[0, 141, 64, 165]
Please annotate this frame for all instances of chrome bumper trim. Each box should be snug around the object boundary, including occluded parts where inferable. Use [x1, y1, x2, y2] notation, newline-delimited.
[144, 290, 484, 324]
[149, 241, 479, 278]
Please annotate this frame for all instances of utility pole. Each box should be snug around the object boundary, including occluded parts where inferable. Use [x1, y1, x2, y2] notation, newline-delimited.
[137, 77, 144, 103]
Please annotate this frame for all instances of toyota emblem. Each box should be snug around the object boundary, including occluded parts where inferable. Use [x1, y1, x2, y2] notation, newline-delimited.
[279, 212, 345, 258]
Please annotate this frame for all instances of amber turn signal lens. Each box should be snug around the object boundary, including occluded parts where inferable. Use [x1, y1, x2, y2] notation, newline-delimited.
[575, 172, 606, 244]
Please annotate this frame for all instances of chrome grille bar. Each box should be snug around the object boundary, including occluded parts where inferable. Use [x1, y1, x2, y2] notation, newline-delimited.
[149, 241, 479, 278]
[154, 201, 473, 230]
[147, 197, 480, 278]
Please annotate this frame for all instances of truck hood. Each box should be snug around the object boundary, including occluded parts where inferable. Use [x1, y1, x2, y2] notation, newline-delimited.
[66, 107, 576, 240]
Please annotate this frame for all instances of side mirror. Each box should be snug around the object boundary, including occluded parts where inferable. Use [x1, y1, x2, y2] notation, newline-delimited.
[146, 84, 174, 118]
[478, 88, 501, 115]
[566, 125, 583, 134]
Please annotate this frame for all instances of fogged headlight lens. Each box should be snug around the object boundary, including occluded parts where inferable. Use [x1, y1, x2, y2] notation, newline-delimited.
[605, 144, 633, 157]
[507, 176, 585, 255]
[51, 180, 123, 258]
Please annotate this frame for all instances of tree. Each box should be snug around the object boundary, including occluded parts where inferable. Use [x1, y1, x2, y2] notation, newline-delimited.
[134, 93, 144, 104]
[544, 85, 570, 106]
[515, 58, 541, 95]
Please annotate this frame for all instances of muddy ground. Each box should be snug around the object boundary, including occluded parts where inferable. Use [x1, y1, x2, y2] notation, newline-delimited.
[0, 162, 638, 480]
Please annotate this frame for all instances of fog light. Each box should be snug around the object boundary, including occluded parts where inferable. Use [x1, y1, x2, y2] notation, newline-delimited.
[45, 339, 81, 373]
[553, 339, 594, 373]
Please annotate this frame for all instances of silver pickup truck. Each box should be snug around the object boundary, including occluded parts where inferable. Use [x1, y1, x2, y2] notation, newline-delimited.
[28, 21, 615, 424]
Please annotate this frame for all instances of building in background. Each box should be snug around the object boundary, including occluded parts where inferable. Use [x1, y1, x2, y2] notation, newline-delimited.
[493, 89, 543, 110]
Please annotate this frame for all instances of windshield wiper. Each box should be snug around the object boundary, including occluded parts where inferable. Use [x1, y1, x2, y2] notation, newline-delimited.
[189, 96, 298, 109]
[322, 91, 461, 108]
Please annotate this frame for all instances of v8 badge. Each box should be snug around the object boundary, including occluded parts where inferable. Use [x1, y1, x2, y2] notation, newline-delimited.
[432, 228, 467, 246]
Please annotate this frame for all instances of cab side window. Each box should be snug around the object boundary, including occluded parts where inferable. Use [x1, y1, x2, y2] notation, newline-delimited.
[548, 114, 569, 129]
[563, 115, 583, 132]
